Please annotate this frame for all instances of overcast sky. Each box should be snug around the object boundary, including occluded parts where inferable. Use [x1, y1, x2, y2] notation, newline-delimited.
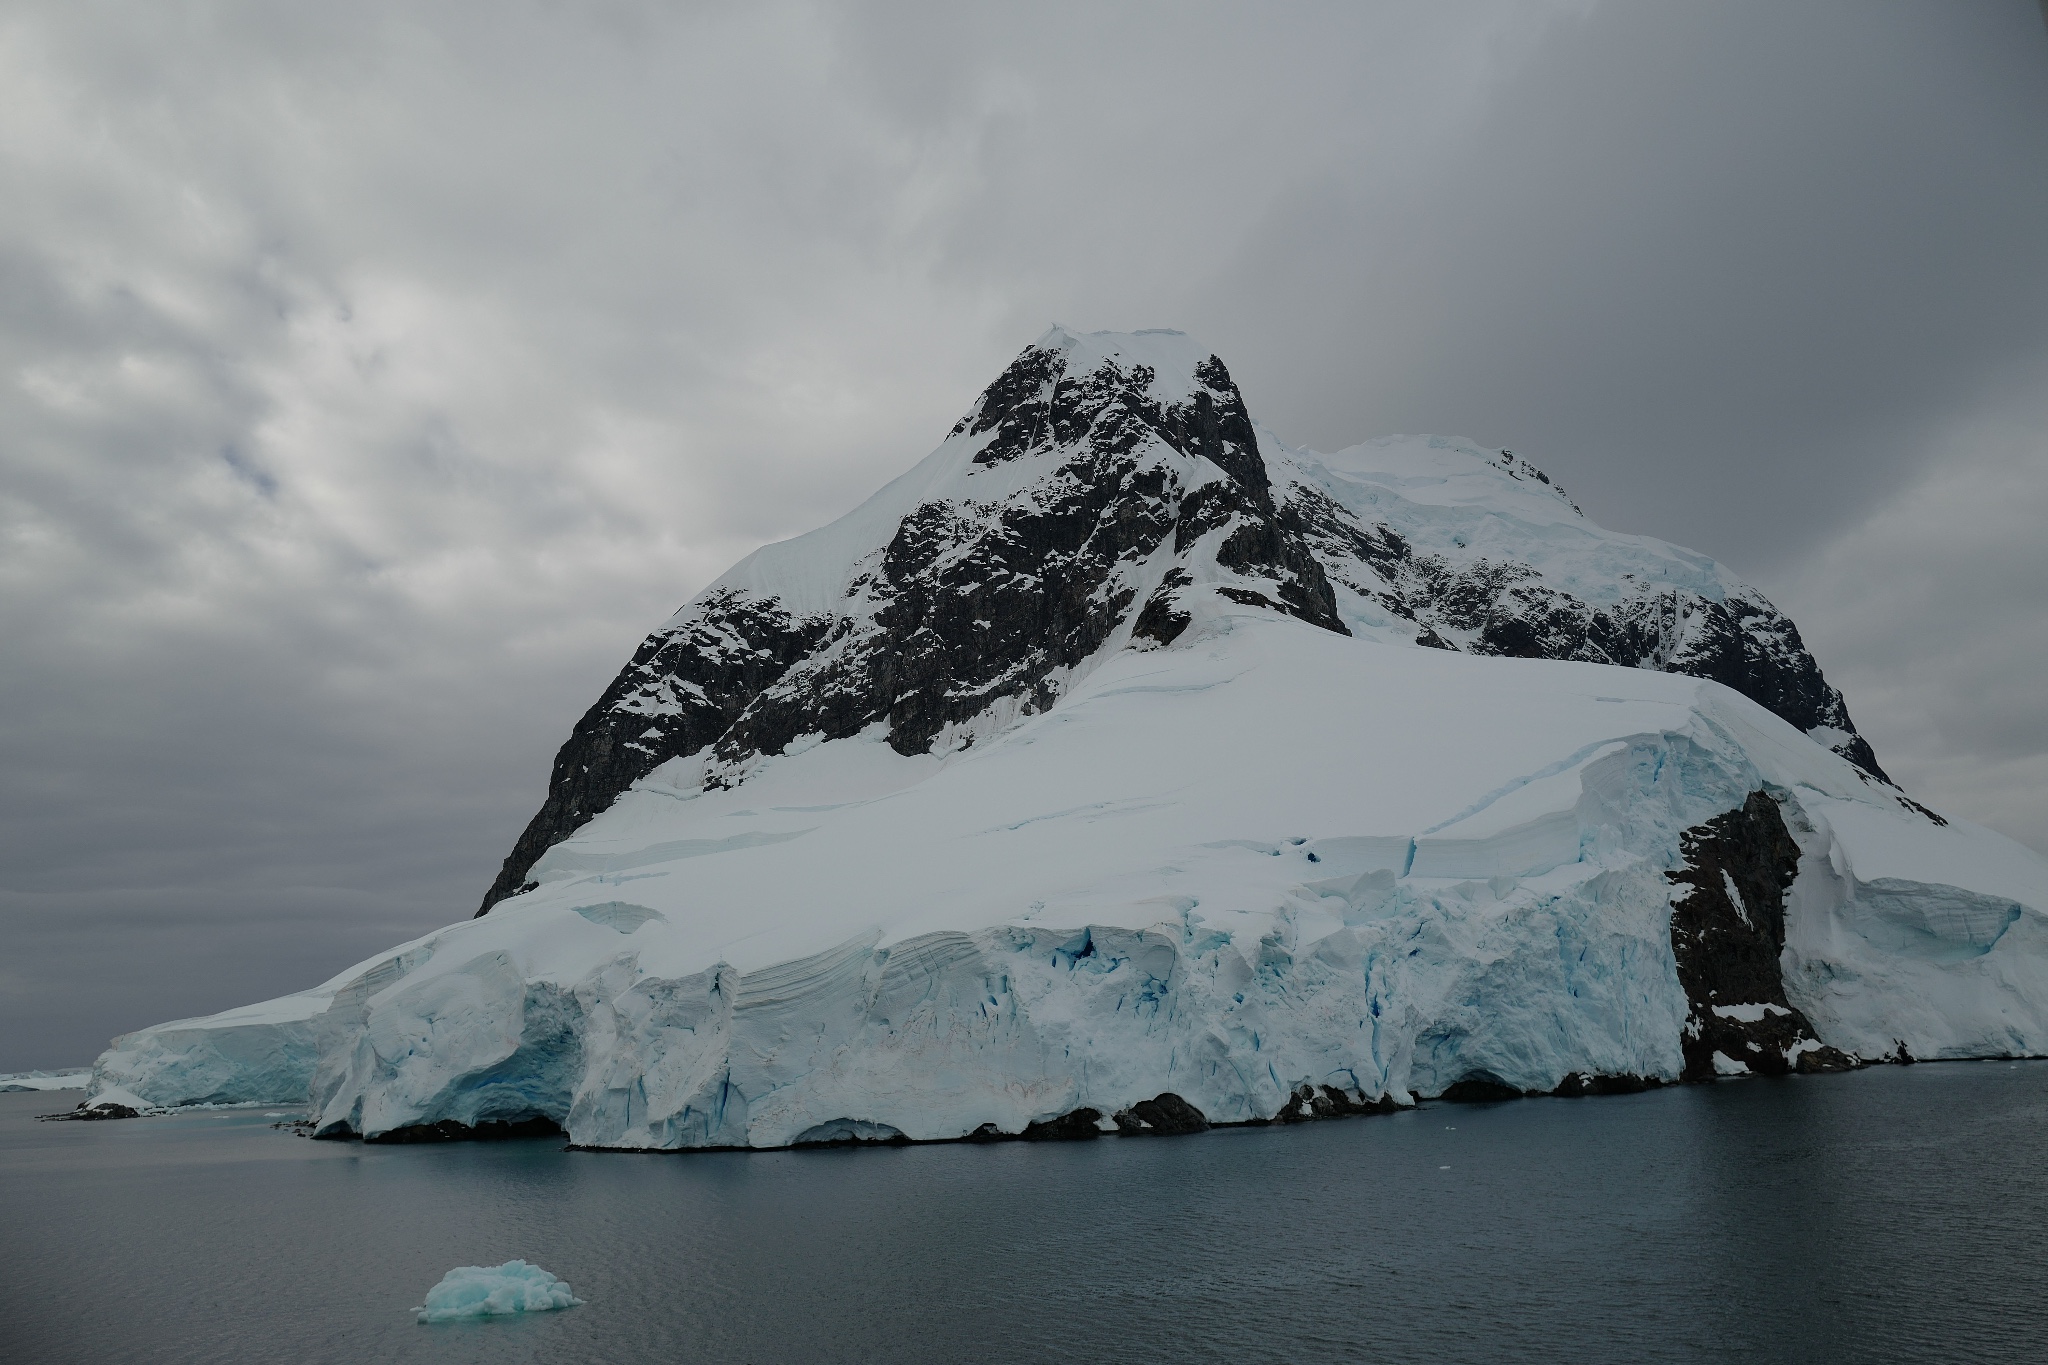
[4, 0, 2045, 1071]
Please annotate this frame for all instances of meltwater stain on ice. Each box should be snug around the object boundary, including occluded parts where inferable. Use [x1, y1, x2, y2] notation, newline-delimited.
[414, 1261, 583, 1323]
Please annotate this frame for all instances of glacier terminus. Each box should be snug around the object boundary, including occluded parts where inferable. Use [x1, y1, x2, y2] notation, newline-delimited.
[88, 327, 2048, 1149]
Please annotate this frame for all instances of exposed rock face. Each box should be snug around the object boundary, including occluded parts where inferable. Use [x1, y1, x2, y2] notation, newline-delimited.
[1667, 791, 1854, 1080]
[1018, 1108, 1106, 1141]
[1268, 1083, 1401, 1121]
[700, 347, 1344, 778]
[480, 329, 1885, 915]
[1274, 452, 1887, 781]
[1111, 1092, 1209, 1136]
[353, 1116, 565, 1145]
[481, 332, 1347, 913]
[480, 594, 832, 910]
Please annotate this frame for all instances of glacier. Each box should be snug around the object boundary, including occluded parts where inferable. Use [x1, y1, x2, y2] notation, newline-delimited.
[89, 326, 2048, 1149]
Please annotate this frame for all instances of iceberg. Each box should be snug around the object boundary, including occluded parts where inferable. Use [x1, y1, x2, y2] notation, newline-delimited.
[415, 1261, 582, 1323]
[86, 328, 2048, 1149]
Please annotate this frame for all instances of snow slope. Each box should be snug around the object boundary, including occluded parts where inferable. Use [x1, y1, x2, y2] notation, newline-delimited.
[91, 329, 2048, 1145]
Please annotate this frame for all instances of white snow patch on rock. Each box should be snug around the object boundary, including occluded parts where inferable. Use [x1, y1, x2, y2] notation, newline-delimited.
[1711, 1003, 1791, 1023]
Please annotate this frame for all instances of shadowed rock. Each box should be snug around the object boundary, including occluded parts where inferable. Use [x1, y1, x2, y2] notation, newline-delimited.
[1667, 791, 1856, 1081]
[1113, 1093, 1209, 1135]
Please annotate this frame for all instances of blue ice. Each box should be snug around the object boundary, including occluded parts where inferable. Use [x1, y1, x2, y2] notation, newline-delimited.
[415, 1260, 583, 1323]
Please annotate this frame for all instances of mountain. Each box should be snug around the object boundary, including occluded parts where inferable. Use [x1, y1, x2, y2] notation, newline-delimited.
[478, 328, 1885, 916]
[90, 328, 2048, 1146]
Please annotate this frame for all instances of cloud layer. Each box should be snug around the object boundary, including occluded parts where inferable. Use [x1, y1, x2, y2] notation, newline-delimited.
[3, 0, 2044, 1067]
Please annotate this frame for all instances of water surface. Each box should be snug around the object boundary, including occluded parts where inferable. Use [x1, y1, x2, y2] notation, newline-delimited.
[4, 1063, 2046, 1364]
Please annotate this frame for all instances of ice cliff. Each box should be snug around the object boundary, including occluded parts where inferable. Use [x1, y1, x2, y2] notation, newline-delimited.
[92, 327, 2048, 1147]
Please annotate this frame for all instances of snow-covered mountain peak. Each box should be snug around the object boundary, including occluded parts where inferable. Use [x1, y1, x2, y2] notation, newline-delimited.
[1025, 324, 1212, 405]
[707, 326, 1275, 621]
[475, 329, 1883, 912]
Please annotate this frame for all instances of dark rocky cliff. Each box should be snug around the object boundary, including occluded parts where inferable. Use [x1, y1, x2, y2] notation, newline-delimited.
[1665, 791, 1853, 1079]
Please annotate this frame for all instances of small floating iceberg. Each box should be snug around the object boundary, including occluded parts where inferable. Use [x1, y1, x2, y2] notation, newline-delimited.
[415, 1260, 583, 1323]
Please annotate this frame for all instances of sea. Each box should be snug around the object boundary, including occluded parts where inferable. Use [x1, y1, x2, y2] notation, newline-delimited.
[4, 1061, 2046, 1364]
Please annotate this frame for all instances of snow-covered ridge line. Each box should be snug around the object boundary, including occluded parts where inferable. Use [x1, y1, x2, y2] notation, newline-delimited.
[86, 328, 2047, 1149]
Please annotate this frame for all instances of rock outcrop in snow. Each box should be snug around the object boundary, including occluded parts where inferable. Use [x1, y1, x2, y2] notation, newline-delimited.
[91, 328, 2048, 1148]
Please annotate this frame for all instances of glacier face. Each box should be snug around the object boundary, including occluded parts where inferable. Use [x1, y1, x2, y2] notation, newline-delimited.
[90, 329, 2048, 1147]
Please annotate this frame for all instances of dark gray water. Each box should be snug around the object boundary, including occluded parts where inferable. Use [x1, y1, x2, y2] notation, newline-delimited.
[5, 1063, 2047, 1365]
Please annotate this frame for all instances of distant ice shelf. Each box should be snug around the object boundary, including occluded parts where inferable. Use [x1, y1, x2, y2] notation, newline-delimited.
[0, 1069, 91, 1093]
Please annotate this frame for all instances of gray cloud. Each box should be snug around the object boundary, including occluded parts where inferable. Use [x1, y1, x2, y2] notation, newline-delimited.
[1771, 369, 2048, 848]
[3, 0, 2044, 1068]
[1194, 0, 2048, 568]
